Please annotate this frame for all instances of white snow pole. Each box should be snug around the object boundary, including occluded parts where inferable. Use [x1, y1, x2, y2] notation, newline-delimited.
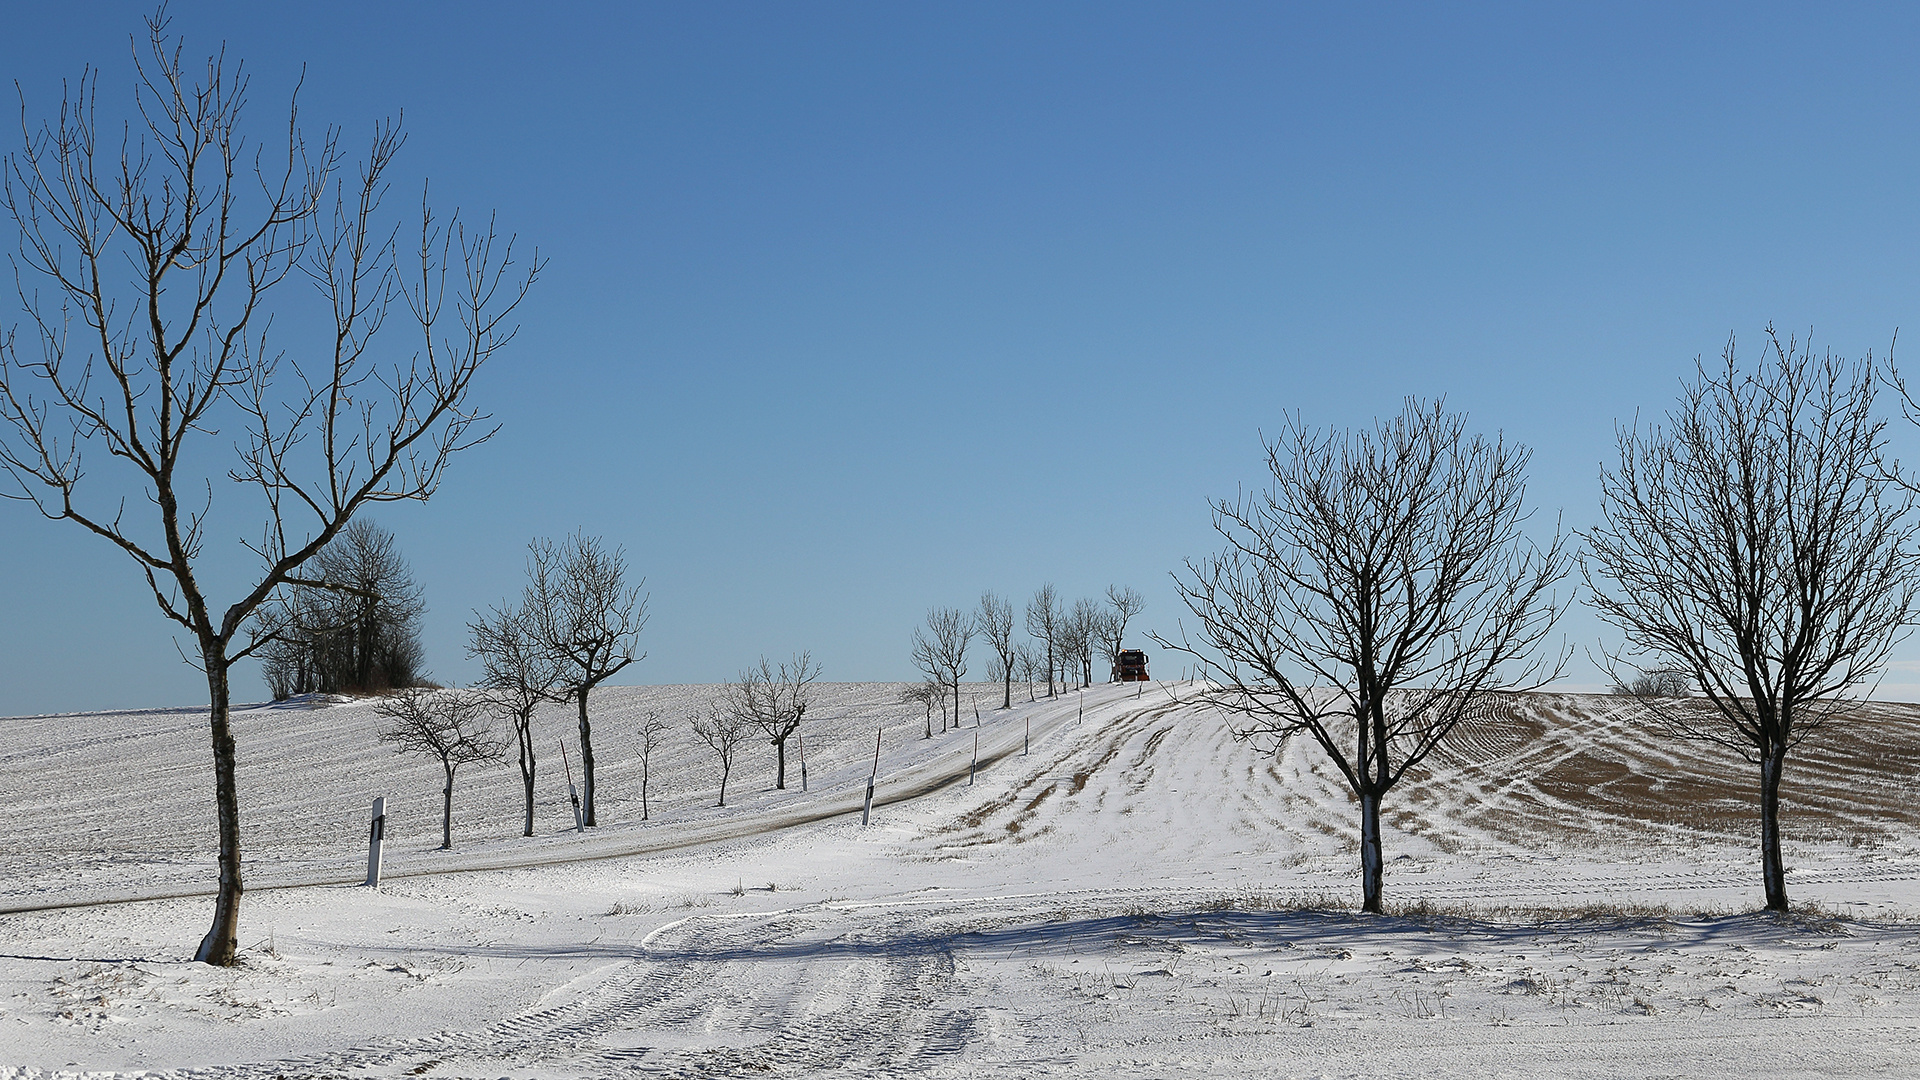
[364, 796, 387, 888]
[973, 697, 981, 726]
[862, 728, 880, 826]
[559, 739, 585, 833]
[799, 733, 809, 792]
[970, 731, 978, 785]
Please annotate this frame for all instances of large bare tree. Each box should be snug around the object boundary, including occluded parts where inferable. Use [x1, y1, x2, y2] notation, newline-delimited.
[467, 599, 562, 836]
[730, 651, 820, 789]
[0, 17, 536, 964]
[1158, 401, 1570, 913]
[375, 688, 506, 851]
[1583, 330, 1918, 912]
[1025, 584, 1062, 698]
[525, 532, 646, 826]
[978, 591, 1017, 709]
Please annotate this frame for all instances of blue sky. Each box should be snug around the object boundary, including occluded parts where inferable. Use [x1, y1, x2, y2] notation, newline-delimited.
[6, 2, 1920, 714]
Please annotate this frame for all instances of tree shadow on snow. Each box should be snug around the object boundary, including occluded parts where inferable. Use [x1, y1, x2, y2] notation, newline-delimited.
[362, 903, 1915, 967]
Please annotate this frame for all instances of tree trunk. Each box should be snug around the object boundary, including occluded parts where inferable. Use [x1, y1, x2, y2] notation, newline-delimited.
[1760, 751, 1789, 911]
[1046, 642, 1055, 697]
[518, 721, 536, 837]
[193, 656, 244, 966]
[775, 737, 787, 789]
[952, 678, 962, 730]
[924, 704, 932, 739]
[641, 759, 650, 821]
[1002, 670, 1011, 710]
[1359, 791, 1384, 915]
[718, 760, 730, 807]
[441, 768, 455, 850]
[577, 691, 597, 825]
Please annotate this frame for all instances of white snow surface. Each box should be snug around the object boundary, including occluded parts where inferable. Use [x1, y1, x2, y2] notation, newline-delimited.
[3, 683, 1920, 1077]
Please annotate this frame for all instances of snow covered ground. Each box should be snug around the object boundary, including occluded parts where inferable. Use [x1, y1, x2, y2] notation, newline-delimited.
[3, 683, 1920, 1077]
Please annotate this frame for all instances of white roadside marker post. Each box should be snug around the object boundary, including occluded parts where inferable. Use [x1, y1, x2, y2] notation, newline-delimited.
[970, 731, 979, 785]
[559, 739, 585, 833]
[364, 796, 387, 887]
[799, 733, 809, 792]
[861, 728, 881, 826]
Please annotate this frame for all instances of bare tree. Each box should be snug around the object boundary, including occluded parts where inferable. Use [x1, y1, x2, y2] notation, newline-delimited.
[692, 704, 750, 807]
[0, 17, 536, 964]
[375, 688, 507, 851]
[978, 591, 1017, 709]
[1015, 642, 1042, 702]
[1157, 401, 1570, 913]
[730, 652, 820, 789]
[525, 533, 647, 826]
[1064, 597, 1104, 689]
[1100, 585, 1144, 681]
[1583, 330, 1918, 912]
[908, 625, 948, 736]
[902, 679, 941, 739]
[467, 600, 561, 836]
[1025, 584, 1063, 698]
[635, 710, 668, 821]
[916, 606, 973, 732]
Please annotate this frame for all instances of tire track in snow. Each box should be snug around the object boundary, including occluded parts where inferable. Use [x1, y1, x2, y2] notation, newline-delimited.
[169, 906, 978, 1078]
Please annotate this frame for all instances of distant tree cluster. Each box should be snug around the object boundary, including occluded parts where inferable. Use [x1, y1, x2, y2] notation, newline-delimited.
[257, 521, 428, 700]
[907, 583, 1147, 735]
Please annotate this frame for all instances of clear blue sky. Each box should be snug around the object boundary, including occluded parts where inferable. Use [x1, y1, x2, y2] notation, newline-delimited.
[7, 2, 1920, 714]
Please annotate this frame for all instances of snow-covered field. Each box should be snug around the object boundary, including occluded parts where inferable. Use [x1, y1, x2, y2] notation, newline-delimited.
[4, 683, 1920, 1077]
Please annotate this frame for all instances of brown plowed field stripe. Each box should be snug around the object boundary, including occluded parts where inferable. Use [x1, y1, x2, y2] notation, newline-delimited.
[1427, 693, 1920, 845]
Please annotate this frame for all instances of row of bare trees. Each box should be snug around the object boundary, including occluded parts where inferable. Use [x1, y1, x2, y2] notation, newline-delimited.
[371, 649, 821, 850]
[908, 585, 1145, 735]
[1165, 328, 1918, 914]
